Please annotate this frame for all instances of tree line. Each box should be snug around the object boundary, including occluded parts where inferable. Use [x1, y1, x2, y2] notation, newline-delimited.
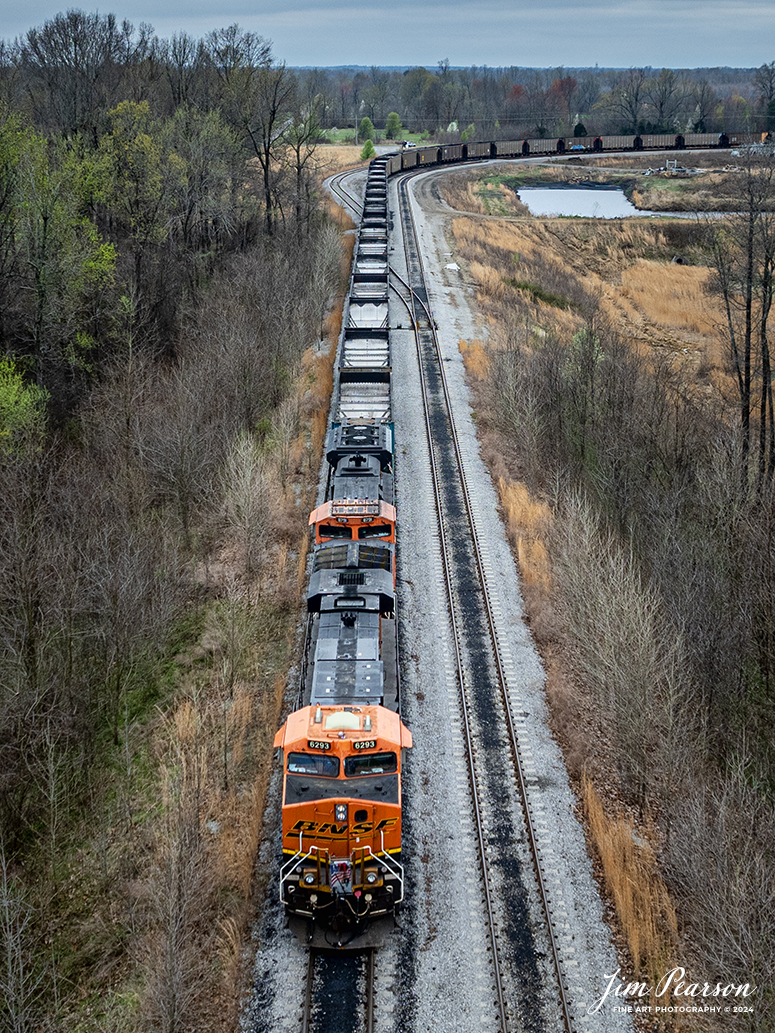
[0, 14, 335, 419]
[3, 14, 775, 149]
[0, 12, 345, 1029]
[295, 60, 775, 139]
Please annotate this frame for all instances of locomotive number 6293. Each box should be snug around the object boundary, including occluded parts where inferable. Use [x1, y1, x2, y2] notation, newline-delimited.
[354, 739, 377, 750]
[307, 740, 331, 750]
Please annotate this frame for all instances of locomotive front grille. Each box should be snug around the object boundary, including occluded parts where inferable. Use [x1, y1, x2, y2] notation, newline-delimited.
[338, 572, 366, 585]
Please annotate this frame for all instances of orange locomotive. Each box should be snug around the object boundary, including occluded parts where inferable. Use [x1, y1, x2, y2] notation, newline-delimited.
[274, 703, 412, 928]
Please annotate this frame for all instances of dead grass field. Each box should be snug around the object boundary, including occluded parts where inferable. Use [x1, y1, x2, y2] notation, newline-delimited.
[449, 213, 728, 387]
[584, 777, 678, 999]
[315, 144, 368, 176]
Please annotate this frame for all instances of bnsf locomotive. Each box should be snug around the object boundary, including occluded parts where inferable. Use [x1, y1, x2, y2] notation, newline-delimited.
[274, 155, 412, 943]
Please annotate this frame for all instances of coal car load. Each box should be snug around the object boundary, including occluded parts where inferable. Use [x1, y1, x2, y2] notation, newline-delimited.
[275, 155, 412, 948]
[385, 130, 763, 174]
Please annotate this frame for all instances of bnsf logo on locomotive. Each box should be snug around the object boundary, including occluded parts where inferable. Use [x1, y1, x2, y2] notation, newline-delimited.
[288, 817, 398, 838]
[307, 740, 331, 750]
[353, 739, 377, 750]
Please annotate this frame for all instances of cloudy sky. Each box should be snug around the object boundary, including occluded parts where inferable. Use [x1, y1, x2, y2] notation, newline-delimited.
[2, 0, 773, 69]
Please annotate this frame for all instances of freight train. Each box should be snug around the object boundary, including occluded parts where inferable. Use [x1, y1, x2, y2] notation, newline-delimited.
[388, 131, 763, 173]
[273, 154, 412, 946]
[275, 126, 760, 946]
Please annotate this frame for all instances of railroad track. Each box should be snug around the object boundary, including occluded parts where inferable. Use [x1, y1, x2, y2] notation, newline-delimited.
[301, 948, 375, 1033]
[327, 169, 364, 219]
[390, 170, 575, 1033]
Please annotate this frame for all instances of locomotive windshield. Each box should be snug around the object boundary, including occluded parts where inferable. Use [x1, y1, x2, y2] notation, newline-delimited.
[345, 752, 397, 776]
[358, 524, 391, 539]
[318, 525, 352, 539]
[287, 752, 340, 777]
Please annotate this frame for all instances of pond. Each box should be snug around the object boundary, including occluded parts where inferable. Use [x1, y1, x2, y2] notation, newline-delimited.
[516, 186, 653, 218]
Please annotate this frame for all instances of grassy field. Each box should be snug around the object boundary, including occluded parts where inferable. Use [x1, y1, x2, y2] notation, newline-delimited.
[448, 212, 726, 385]
[441, 160, 748, 212]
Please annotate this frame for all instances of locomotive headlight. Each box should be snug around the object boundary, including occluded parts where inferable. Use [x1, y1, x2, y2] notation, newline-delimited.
[303, 873, 316, 885]
[335, 804, 347, 822]
[366, 871, 378, 884]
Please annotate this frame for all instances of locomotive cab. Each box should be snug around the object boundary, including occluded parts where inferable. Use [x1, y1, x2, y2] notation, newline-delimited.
[274, 704, 412, 932]
[309, 498, 396, 546]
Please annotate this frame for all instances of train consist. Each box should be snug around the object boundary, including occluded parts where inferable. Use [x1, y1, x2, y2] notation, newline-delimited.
[388, 130, 763, 173]
[274, 126, 762, 945]
[273, 154, 412, 945]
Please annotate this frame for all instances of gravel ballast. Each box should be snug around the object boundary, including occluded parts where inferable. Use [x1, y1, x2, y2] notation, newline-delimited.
[242, 164, 634, 1033]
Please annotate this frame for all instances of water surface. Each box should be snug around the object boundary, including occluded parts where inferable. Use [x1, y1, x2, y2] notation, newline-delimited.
[517, 186, 652, 218]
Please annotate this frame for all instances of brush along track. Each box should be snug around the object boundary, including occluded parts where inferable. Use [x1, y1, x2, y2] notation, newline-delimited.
[301, 948, 375, 1033]
[391, 169, 577, 1033]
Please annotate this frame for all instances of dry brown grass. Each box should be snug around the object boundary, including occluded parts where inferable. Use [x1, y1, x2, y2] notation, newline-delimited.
[621, 260, 720, 337]
[449, 209, 732, 384]
[583, 776, 678, 1003]
[499, 478, 552, 591]
[296, 531, 310, 604]
[441, 171, 531, 217]
[441, 174, 489, 214]
[316, 146, 367, 229]
[459, 339, 491, 378]
[315, 145, 367, 176]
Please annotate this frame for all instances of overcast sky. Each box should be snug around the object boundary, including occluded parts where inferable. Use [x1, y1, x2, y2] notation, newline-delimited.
[2, 0, 773, 70]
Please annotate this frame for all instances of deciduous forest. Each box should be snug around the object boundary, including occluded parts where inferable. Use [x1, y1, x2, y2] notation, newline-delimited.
[0, 12, 346, 1031]
[2, 7, 775, 1031]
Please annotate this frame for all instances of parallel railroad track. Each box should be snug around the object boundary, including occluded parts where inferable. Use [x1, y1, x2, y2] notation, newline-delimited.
[390, 169, 575, 1033]
[301, 948, 375, 1033]
[327, 169, 364, 219]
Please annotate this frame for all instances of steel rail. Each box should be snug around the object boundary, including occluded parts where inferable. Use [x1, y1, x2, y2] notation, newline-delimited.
[389, 198, 510, 1033]
[301, 949, 315, 1033]
[392, 168, 575, 1033]
[365, 948, 375, 1033]
[327, 169, 364, 218]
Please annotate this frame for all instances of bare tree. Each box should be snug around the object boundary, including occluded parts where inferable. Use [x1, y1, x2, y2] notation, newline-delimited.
[162, 32, 204, 109]
[551, 492, 690, 804]
[610, 67, 648, 133]
[223, 431, 274, 575]
[205, 26, 293, 235]
[707, 153, 775, 490]
[691, 79, 718, 132]
[644, 68, 684, 131]
[283, 80, 325, 236]
[21, 11, 140, 143]
[142, 756, 209, 1033]
[754, 61, 775, 106]
[0, 844, 44, 1033]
